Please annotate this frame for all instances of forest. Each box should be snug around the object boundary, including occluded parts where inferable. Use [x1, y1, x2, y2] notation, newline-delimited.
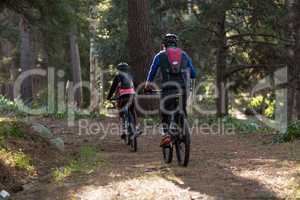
[0, 0, 299, 199]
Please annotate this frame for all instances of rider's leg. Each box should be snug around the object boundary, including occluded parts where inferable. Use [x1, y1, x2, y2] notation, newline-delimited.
[179, 91, 188, 127]
[118, 96, 127, 139]
[160, 94, 175, 146]
[128, 95, 137, 126]
[129, 99, 142, 134]
[127, 95, 141, 134]
[182, 91, 188, 116]
[161, 94, 173, 134]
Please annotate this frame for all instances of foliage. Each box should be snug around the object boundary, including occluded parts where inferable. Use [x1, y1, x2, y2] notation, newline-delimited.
[248, 95, 275, 118]
[0, 119, 26, 140]
[0, 94, 106, 120]
[222, 117, 261, 134]
[274, 121, 300, 143]
[0, 95, 17, 111]
[194, 116, 274, 134]
[0, 148, 35, 175]
[53, 146, 103, 183]
[0, 0, 294, 120]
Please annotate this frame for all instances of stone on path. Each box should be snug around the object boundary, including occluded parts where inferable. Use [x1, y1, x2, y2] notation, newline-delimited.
[31, 123, 53, 139]
[50, 138, 65, 152]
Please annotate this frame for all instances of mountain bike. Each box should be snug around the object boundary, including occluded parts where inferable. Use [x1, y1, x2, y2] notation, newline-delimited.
[111, 97, 138, 152]
[145, 90, 191, 167]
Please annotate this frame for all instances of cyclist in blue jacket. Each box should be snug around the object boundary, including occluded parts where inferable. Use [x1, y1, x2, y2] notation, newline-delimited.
[145, 33, 196, 147]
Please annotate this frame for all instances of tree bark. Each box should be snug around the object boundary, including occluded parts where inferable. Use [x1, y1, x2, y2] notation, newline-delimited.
[216, 11, 228, 117]
[19, 15, 32, 104]
[128, 0, 155, 115]
[1, 39, 17, 100]
[128, 0, 154, 85]
[286, 0, 300, 121]
[294, 2, 300, 120]
[89, 5, 100, 112]
[296, 30, 300, 120]
[69, 25, 83, 107]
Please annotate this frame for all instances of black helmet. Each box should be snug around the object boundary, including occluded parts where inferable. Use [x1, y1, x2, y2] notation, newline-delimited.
[117, 62, 129, 71]
[163, 33, 178, 47]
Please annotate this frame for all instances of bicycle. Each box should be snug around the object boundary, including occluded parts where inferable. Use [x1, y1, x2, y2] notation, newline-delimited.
[145, 90, 191, 167]
[111, 97, 138, 152]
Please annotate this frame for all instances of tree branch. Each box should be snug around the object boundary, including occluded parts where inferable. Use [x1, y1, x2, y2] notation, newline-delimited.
[226, 40, 278, 48]
[225, 64, 267, 78]
[227, 33, 279, 40]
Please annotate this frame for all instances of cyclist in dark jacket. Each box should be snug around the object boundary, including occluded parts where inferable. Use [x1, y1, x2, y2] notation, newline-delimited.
[145, 33, 196, 147]
[107, 63, 138, 139]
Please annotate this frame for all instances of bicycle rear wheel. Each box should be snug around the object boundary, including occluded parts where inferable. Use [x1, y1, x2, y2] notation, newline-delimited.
[175, 118, 190, 167]
[128, 113, 137, 152]
[130, 135, 137, 152]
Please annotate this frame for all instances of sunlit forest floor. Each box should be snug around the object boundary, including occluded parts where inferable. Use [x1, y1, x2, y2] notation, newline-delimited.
[3, 117, 299, 200]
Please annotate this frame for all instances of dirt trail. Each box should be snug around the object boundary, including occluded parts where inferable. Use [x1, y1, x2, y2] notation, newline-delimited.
[14, 117, 300, 200]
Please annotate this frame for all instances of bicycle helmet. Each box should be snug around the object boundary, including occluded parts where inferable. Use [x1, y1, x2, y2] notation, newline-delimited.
[163, 33, 178, 47]
[117, 62, 129, 71]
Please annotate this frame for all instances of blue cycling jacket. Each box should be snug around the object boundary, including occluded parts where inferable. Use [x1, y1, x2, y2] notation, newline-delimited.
[146, 50, 196, 82]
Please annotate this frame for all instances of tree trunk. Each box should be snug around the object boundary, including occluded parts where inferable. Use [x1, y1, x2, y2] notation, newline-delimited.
[216, 11, 228, 117]
[1, 39, 17, 100]
[69, 25, 83, 107]
[128, 0, 155, 115]
[286, 0, 299, 121]
[187, 0, 192, 14]
[294, 2, 300, 120]
[19, 15, 32, 104]
[89, 5, 100, 112]
[128, 0, 154, 85]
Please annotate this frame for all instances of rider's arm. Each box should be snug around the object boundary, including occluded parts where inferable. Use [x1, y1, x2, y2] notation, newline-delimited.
[183, 52, 196, 79]
[146, 53, 160, 82]
[107, 75, 119, 100]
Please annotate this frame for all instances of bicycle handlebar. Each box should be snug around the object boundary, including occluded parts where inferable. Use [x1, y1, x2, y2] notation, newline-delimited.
[143, 90, 185, 97]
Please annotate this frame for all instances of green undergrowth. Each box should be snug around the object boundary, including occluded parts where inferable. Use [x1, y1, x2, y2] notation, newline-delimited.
[191, 116, 275, 135]
[273, 121, 300, 143]
[0, 95, 26, 117]
[43, 110, 107, 120]
[0, 118, 35, 175]
[0, 119, 26, 147]
[143, 115, 275, 135]
[0, 95, 107, 120]
[53, 146, 104, 183]
[0, 148, 35, 175]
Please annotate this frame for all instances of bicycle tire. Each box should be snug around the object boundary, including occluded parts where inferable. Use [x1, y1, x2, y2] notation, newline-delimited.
[162, 145, 173, 163]
[130, 135, 137, 152]
[128, 112, 138, 152]
[175, 118, 190, 167]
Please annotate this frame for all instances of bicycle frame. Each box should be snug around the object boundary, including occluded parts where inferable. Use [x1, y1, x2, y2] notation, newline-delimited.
[166, 100, 186, 139]
[146, 90, 190, 166]
[121, 107, 135, 135]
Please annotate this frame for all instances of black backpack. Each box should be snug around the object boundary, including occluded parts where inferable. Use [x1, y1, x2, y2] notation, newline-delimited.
[118, 72, 134, 89]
